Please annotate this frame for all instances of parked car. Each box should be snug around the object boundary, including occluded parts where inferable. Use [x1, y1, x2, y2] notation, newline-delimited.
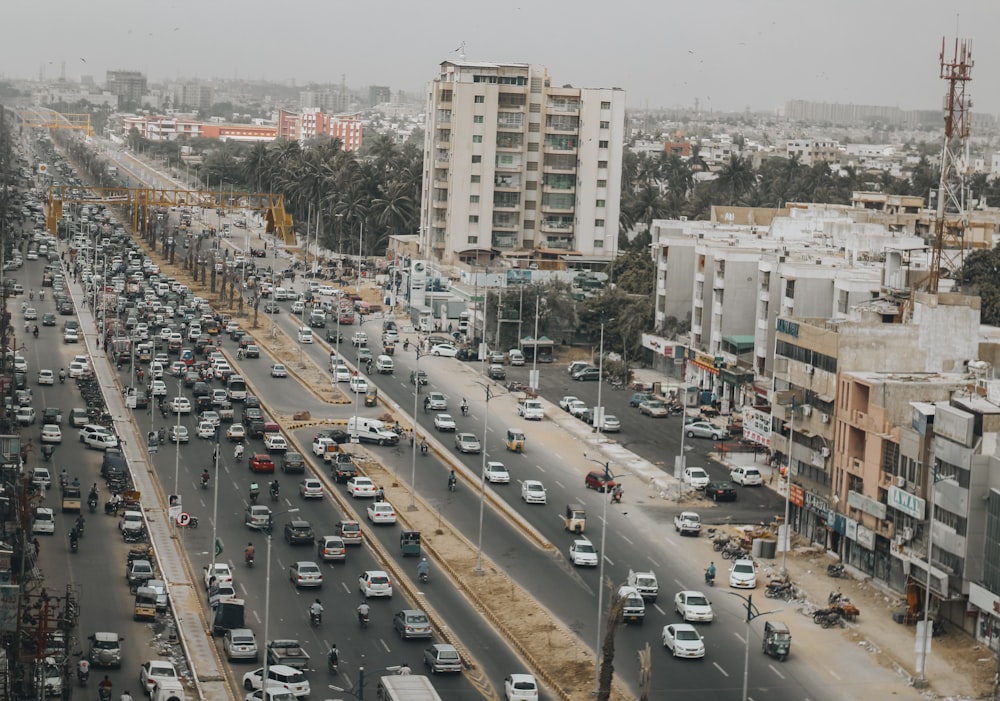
[704, 481, 738, 502]
[685, 422, 729, 440]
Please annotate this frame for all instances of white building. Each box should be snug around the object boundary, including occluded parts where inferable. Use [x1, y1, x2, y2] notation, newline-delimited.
[419, 60, 626, 266]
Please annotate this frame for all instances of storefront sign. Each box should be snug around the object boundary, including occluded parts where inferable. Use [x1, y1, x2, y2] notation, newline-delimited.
[790, 483, 805, 507]
[888, 486, 925, 519]
[805, 491, 829, 515]
[641, 334, 676, 358]
[855, 523, 875, 549]
[742, 406, 772, 448]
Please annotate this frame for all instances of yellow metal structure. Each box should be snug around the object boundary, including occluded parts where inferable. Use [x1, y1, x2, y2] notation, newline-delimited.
[18, 108, 93, 137]
[47, 186, 295, 245]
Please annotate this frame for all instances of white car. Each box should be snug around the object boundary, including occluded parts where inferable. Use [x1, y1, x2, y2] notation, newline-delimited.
[16, 407, 35, 425]
[288, 561, 323, 588]
[241, 666, 310, 698]
[358, 570, 393, 598]
[40, 424, 62, 444]
[454, 432, 481, 454]
[517, 400, 544, 420]
[673, 511, 701, 536]
[433, 413, 457, 432]
[270, 363, 288, 378]
[311, 436, 334, 456]
[264, 434, 288, 451]
[674, 590, 714, 622]
[333, 364, 351, 382]
[63, 329, 79, 343]
[150, 380, 167, 396]
[685, 421, 729, 441]
[119, 510, 145, 535]
[351, 332, 368, 346]
[346, 476, 377, 498]
[140, 660, 179, 696]
[730, 465, 764, 486]
[299, 478, 323, 499]
[729, 558, 757, 589]
[170, 397, 192, 414]
[484, 461, 510, 484]
[170, 425, 190, 443]
[68, 361, 88, 378]
[558, 396, 582, 411]
[37, 369, 54, 385]
[200, 410, 221, 427]
[227, 424, 247, 442]
[430, 343, 458, 357]
[682, 467, 710, 490]
[504, 673, 539, 701]
[366, 502, 397, 524]
[425, 392, 448, 410]
[196, 421, 216, 439]
[567, 400, 588, 418]
[661, 623, 706, 658]
[32, 507, 55, 535]
[204, 562, 234, 589]
[521, 480, 547, 504]
[297, 327, 313, 344]
[349, 375, 368, 394]
[569, 538, 599, 567]
[24, 307, 37, 320]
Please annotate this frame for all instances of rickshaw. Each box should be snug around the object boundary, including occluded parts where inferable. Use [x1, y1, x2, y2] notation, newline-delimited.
[364, 387, 378, 407]
[564, 504, 587, 534]
[762, 620, 791, 661]
[123, 490, 142, 511]
[505, 428, 526, 453]
[400, 530, 421, 557]
[383, 341, 396, 356]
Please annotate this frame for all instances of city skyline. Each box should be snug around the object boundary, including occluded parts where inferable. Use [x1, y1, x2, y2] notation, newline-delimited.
[3, 1, 1000, 115]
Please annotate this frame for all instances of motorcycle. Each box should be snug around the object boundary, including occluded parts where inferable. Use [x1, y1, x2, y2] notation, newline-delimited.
[827, 591, 860, 621]
[460, 404, 469, 417]
[87, 496, 98, 513]
[69, 534, 79, 553]
[327, 654, 339, 674]
[246, 553, 255, 568]
[358, 609, 370, 628]
[827, 563, 846, 578]
[58, 371, 66, 384]
[447, 476, 457, 492]
[812, 609, 844, 628]
[77, 666, 89, 685]
[201, 475, 210, 490]
[310, 609, 322, 627]
[270, 486, 279, 502]
[41, 445, 54, 462]
[721, 543, 748, 560]
[158, 428, 165, 445]
[188, 516, 199, 529]
[74, 517, 85, 537]
[704, 569, 715, 587]
[98, 686, 111, 701]
[765, 579, 796, 600]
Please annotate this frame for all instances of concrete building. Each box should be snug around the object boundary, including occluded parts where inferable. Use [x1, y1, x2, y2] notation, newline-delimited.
[419, 60, 626, 267]
[176, 84, 214, 111]
[276, 109, 364, 152]
[106, 70, 147, 106]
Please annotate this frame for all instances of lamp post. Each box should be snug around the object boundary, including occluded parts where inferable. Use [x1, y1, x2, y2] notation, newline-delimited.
[586, 456, 616, 696]
[329, 657, 403, 701]
[209, 426, 221, 570]
[915, 464, 947, 688]
[173, 377, 183, 494]
[356, 220, 364, 295]
[780, 394, 797, 577]
[474, 381, 495, 575]
[593, 317, 614, 440]
[675, 385, 689, 502]
[729, 592, 782, 701]
[262, 507, 299, 695]
[407, 348, 422, 511]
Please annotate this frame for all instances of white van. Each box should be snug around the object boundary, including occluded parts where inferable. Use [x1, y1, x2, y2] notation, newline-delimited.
[508, 349, 525, 366]
[297, 327, 313, 344]
[347, 417, 399, 446]
[374, 355, 394, 374]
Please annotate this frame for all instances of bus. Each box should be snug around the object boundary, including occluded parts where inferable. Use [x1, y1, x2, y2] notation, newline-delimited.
[376, 675, 441, 701]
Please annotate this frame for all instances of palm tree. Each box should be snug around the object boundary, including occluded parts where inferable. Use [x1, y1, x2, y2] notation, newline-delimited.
[715, 154, 757, 205]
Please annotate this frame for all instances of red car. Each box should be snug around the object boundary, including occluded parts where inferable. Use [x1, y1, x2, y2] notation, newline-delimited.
[249, 453, 275, 473]
[584, 470, 617, 493]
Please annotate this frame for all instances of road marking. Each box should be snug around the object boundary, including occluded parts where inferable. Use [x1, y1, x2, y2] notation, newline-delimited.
[734, 631, 746, 644]
[673, 578, 685, 589]
[252, 610, 261, 623]
[653, 603, 666, 616]
[554, 480, 565, 489]
[536, 464, 546, 472]
[768, 664, 785, 679]
[378, 638, 390, 652]
[713, 662, 729, 676]
[648, 557, 661, 568]
[602, 554, 614, 566]
[620, 534, 633, 545]
[828, 669, 841, 680]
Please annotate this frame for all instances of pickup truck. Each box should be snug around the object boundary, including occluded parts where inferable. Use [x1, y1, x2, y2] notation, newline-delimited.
[518, 399, 545, 421]
[266, 639, 310, 670]
[627, 569, 659, 601]
[673, 511, 702, 536]
[331, 454, 356, 483]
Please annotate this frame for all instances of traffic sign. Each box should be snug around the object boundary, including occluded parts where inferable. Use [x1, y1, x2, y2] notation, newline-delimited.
[176, 512, 191, 527]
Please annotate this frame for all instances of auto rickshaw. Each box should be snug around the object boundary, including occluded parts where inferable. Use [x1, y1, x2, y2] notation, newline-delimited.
[762, 620, 791, 661]
[505, 428, 526, 453]
[364, 387, 378, 407]
[564, 504, 586, 534]
[400, 530, 421, 557]
[383, 341, 396, 355]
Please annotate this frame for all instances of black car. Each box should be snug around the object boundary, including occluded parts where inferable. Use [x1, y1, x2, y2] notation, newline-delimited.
[325, 329, 345, 344]
[333, 456, 357, 483]
[456, 348, 477, 362]
[41, 313, 56, 327]
[704, 481, 738, 502]
[316, 428, 351, 445]
[410, 369, 428, 386]
[42, 407, 62, 425]
[284, 519, 315, 545]
[280, 451, 306, 474]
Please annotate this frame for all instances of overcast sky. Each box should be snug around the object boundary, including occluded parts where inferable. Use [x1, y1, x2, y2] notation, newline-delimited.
[4, 0, 999, 115]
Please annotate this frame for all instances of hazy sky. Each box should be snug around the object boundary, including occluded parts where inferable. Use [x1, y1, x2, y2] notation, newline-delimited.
[4, 1, 999, 114]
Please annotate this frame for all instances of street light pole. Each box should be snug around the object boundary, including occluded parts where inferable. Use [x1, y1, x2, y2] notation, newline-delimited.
[173, 377, 182, 494]
[262, 508, 297, 697]
[675, 385, 689, 501]
[587, 457, 615, 696]
[210, 427, 221, 570]
[474, 383, 493, 575]
[356, 220, 364, 295]
[915, 463, 941, 688]
[408, 349, 422, 511]
[729, 592, 782, 701]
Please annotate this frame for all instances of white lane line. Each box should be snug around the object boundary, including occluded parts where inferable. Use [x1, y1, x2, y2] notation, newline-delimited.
[252, 610, 261, 624]
[673, 578, 685, 589]
[734, 631, 746, 645]
[648, 557, 661, 568]
[620, 534, 634, 546]
[652, 603, 666, 616]
[536, 464, 547, 473]
[828, 669, 841, 681]
[768, 664, 785, 679]
[554, 480, 565, 489]
[379, 639, 390, 652]
[713, 662, 729, 677]
[603, 555, 615, 567]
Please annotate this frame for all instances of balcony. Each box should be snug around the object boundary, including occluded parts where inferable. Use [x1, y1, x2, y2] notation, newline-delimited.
[491, 233, 518, 249]
[547, 99, 580, 113]
[541, 219, 574, 234]
[544, 237, 574, 250]
[494, 176, 521, 190]
[544, 137, 579, 152]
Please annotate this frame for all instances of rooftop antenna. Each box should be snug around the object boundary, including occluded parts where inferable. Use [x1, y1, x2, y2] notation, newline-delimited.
[452, 42, 467, 61]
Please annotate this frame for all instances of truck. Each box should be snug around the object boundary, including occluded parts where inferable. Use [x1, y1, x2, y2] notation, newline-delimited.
[266, 639, 310, 670]
[517, 399, 544, 421]
[376, 675, 442, 701]
[626, 569, 659, 601]
[673, 511, 702, 536]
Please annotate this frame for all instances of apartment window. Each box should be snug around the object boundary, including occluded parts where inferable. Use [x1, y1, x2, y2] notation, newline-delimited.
[596, 199, 605, 207]
[595, 219, 605, 227]
[599, 140, 609, 148]
[470, 195, 480, 204]
[597, 179, 607, 188]
[600, 121, 610, 129]
[785, 280, 795, 297]
[474, 96, 485, 103]
[473, 116, 484, 124]
[472, 135, 483, 143]
[471, 155, 482, 164]
[471, 175, 480, 183]
[601, 101, 611, 109]
[469, 215, 479, 223]
[468, 236, 478, 244]
[598, 160, 608, 169]
[594, 240, 604, 248]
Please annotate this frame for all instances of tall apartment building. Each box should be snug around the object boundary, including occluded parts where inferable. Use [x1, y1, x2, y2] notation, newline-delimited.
[419, 61, 625, 265]
[106, 70, 147, 106]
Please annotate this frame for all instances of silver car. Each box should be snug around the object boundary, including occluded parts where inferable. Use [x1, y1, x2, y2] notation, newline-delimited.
[684, 421, 729, 440]
[224, 628, 259, 661]
[454, 432, 481, 454]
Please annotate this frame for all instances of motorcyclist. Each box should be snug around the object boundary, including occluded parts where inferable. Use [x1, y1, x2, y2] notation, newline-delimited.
[77, 658, 90, 682]
[417, 558, 430, 579]
[58, 368, 66, 383]
[420, 439, 428, 455]
[357, 601, 370, 623]
[75, 514, 85, 532]
[706, 561, 716, 583]
[249, 481, 260, 504]
[447, 470, 457, 490]
[460, 398, 469, 416]
[327, 644, 339, 667]
[245, 542, 255, 564]
[201, 469, 210, 487]
[310, 598, 324, 619]
[88, 484, 99, 501]
[98, 676, 112, 697]
[397, 663, 412, 675]
[158, 427, 165, 444]
[270, 480, 280, 497]
[235, 443, 245, 460]
[120, 690, 134, 701]
[59, 468, 68, 488]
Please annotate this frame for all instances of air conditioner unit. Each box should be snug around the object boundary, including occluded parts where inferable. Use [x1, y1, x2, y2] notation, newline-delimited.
[801, 405, 812, 417]
[806, 365, 815, 375]
[820, 446, 831, 458]
[901, 526, 914, 542]
[895, 476, 906, 488]
[893, 535, 907, 549]
[821, 413, 831, 424]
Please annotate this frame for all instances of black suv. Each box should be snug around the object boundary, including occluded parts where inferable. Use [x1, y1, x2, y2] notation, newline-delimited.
[333, 455, 357, 483]
[284, 519, 315, 545]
